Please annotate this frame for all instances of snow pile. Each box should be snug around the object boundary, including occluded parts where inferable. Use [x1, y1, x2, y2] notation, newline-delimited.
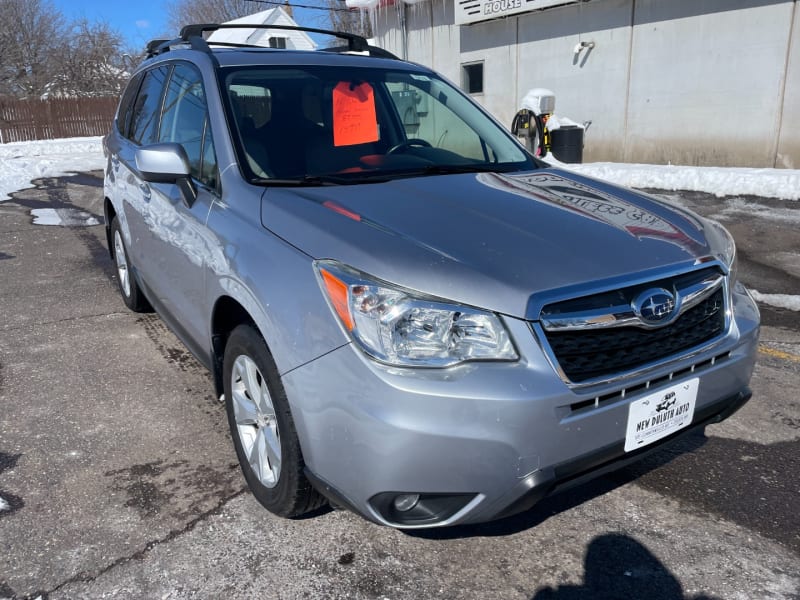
[0, 136, 105, 201]
[546, 115, 585, 130]
[520, 88, 555, 115]
[709, 198, 800, 225]
[0, 496, 9, 512]
[554, 160, 800, 201]
[749, 290, 800, 312]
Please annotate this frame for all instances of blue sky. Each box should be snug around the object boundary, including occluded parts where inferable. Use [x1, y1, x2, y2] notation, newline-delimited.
[51, 0, 333, 51]
[52, 0, 170, 49]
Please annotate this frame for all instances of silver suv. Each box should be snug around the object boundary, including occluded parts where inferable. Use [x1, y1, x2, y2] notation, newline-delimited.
[103, 24, 759, 528]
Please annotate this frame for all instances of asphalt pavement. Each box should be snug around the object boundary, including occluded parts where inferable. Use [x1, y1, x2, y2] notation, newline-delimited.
[0, 173, 798, 600]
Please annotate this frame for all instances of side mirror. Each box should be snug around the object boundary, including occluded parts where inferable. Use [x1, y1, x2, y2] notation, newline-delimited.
[135, 143, 191, 183]
[135, 143, 197, 207]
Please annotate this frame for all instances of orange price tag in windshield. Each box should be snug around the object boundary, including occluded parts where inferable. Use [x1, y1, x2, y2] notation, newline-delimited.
[332, 81, 379, 147]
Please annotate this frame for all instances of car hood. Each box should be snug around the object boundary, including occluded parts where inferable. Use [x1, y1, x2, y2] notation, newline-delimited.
[260, 168, 716, 319]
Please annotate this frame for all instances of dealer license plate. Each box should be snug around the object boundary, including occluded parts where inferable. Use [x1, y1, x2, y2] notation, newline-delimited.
[624, 378, 699, 452]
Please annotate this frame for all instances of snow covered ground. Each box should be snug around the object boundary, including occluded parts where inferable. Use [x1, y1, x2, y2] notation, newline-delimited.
[559, 159, 800, 202]
[0, 137, 106, 202]
[2, 136, 798, 202]
[1, 136, 797, 313]
[749, 291, 800, 312]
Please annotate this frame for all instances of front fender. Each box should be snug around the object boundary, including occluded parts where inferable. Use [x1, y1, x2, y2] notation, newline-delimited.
[205, 199, 349, 379]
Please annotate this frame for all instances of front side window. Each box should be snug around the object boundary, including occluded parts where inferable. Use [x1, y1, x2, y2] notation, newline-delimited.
[159, 63, 217, 188]
[129, 66, 170, 146]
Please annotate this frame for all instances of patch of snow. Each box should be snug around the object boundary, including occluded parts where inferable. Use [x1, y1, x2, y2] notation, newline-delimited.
[30, 208, 63, 225]
[31, 208, 100, 227]
[749, 290, 800, 312]
[0, 136, 105, 201]
[0, 496, 9, 511]
[708, 198, 800, 225]
[550, 158, 800, 201]
[520, 88, 555, 116]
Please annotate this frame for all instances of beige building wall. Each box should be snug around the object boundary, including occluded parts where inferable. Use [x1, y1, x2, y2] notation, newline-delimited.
[374, 0, 800, 168]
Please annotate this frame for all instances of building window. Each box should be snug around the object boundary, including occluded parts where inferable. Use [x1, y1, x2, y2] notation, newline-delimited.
[462, 62, 484, 94]
[269, 36, 287, 49]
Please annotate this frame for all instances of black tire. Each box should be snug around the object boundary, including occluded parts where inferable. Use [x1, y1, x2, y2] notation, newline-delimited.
[110, 217, 152, 312]
[223, 324, 325, 518]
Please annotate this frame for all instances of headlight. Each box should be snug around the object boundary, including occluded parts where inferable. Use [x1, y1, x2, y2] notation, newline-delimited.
[703, 218, 737, 282]
[315, 261, 518, 367]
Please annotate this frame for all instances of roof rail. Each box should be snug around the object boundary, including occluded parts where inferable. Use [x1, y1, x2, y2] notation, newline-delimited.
[320, 44, 399, 60]
[145, 35, 211, 58]
[182, 23, 370, 51]
[145, 39, 171, 57]
[146, 23, 400, 60]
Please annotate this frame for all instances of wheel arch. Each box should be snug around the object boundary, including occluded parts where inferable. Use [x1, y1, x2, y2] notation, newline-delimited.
[210, 295, 258, 398]
[104, 197, 116, 258]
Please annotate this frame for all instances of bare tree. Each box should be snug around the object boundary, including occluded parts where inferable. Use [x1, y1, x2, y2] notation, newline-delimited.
[51, 20, 128, 97]
[166, 0, 256, 33]
[328, 0, 373, 38]
[0, 0, 66, 97]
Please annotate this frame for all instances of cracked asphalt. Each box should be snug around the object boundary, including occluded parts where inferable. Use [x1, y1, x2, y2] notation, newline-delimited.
[0, 174, 798, 599]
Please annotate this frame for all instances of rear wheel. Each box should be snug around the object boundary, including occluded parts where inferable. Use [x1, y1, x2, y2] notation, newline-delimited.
[223, 324, 325, 517]
[110, 217, 151, 312]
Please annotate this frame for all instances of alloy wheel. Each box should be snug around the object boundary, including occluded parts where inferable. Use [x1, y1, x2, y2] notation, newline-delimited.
[231, 354, 282, 488]
[113, 230, 130, 297]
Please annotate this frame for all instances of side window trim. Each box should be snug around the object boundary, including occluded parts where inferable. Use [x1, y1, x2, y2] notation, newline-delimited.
[151, 65, 173, 143]
[128, 64, 172, 146]
[117, 72, 144, 138]
[160, 60, 219, 192]
[198, 116, 220, 194]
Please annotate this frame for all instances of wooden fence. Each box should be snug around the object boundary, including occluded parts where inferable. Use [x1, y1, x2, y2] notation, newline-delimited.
[0, 97, 119, 143]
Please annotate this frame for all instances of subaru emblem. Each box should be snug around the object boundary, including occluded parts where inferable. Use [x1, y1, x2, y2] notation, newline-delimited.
[633, 288, 678, 326]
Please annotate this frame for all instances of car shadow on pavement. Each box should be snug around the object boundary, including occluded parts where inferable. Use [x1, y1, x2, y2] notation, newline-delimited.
[406, 431, 708, 540]
[0, 452, 24, 518]
[530, 532, 720, 600]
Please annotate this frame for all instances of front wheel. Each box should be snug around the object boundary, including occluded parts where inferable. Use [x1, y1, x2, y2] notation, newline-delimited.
[223, 324, 325, 517]
[110, 217, 151, 312]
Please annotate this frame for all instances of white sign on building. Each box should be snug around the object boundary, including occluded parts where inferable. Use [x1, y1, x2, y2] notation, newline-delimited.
[455, 0, 579, 25]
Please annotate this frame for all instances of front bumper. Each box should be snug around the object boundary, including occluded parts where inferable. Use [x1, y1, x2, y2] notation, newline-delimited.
[281, 284, 759, 528]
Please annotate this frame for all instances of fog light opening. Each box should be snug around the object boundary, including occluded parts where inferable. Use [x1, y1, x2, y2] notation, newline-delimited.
[393, 493, 420, 512]
[370, 492, 477, 526]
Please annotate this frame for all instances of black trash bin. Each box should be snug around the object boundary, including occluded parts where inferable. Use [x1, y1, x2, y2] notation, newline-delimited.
[550, 125, 584, 163]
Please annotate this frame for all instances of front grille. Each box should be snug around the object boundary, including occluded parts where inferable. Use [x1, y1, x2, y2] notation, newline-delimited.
[545, 288, 725, 383]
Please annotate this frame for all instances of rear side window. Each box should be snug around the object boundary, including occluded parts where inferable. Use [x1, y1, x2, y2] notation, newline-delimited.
[116, 72, 143, 137]
[159, 63, 218, 188]
[129, 66, 170, 146]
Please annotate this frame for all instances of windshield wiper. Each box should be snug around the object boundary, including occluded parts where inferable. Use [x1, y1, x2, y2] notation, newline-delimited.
[419, 164, 502, 175]
[253, 173, 392, 186]
[252, 164, 522, 186]
[252, 175, 340, 186]
[386, 163, 520, 178]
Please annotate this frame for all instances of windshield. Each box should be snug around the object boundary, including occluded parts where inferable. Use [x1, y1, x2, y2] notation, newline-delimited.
[222, 65, 536, 183]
